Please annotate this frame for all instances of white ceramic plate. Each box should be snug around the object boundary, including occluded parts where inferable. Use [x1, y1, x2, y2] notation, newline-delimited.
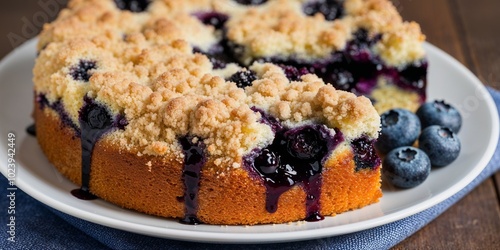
[0, 39, 498, 244]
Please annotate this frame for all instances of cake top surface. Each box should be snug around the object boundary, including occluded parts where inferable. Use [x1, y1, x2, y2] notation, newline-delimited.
[30, 0, 431, 166]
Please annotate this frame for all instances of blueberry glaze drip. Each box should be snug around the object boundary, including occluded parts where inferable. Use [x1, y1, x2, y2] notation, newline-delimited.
[38, 94, 128, 199]
[26, 124, 36, 137]
[351, 136, 381, 171]
[179, 136, 206, 225]
[114, 0, 151, 12]
[244, 115, 344, 221]
[303, 0, 345, 21]
[76, 97, 122, 198]
[193, 12, 229, 30]
[70, 60, 97, 82]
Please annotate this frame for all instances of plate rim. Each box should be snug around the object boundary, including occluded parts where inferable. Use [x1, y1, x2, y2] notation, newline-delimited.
[0, 39, 498, 244]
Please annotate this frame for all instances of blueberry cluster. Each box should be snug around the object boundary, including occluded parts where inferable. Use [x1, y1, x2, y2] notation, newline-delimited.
[69, 60, 97, 82]
[377, 100, 462, 188]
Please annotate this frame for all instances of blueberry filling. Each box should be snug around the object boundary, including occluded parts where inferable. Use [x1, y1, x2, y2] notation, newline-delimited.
[69, 60, 97, 82]
[234, 0, 268, 5]
[74, 97, 127, 199]
[37, 94, 80, 134]
[250, 107, 283, 133]
[303, 0, 345, 21]
[255, 28, 427, 101]
[179, 136, 206, 225]
[193, 40, 241, 69]
[114, 0, 151, 12]
[193, 12, 229, 30]
[278, 64, 310, 81]
[244, 114, 344, 221]
[228, 70, 258, 89]
[351, 136, 381, 171]
[26, 124, 36, 137]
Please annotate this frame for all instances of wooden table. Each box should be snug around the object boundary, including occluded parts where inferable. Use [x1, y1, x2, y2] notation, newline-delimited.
[1, 1, 499, 248]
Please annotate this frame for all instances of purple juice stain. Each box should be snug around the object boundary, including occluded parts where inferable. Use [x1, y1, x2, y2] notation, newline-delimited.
[179, 136, 206, 225]
[244, 112, 344, 221]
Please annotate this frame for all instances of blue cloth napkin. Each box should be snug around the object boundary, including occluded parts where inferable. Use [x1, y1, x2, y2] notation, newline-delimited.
[2, 88, 499, 250]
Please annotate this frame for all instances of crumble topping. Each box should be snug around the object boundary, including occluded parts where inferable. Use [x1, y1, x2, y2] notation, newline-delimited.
[35, 0, 438, 168]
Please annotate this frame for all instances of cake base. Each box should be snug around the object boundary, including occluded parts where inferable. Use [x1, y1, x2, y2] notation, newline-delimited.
[35, 102, 382, 225]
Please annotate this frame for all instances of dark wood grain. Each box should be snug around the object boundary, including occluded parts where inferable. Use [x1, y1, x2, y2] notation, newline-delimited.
[0, 0, 499, 248]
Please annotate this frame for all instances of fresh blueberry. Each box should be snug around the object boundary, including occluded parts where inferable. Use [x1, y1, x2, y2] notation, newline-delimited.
[383, 146, 431, 188]
[303, 0, 345, 21]
[228, 70, 258, 89]
[419, 125, 461, 167]
[255, 149, 280, 174]
[193, 12, 229, 30]
[70, 60, 97, 82]
[416, 100, 462, 133]
[234, 0, 268, 5]
[375, 109, 421, 154]
[285, 127, 326, 160]
[114, 0, 151, 12]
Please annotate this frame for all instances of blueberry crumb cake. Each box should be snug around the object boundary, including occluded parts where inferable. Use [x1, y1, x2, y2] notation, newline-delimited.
[33, 0, 427, 225]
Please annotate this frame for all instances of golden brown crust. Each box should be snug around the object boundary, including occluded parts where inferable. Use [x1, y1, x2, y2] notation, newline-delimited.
[35, 103, 381, 225]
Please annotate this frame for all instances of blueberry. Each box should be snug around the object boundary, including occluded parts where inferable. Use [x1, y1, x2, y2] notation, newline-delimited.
[303, 0, 345, 21]
[383, 147, 431, 188]
[329, 68, 356, 91]
[255, 149, 280, 174]
[419, 126, 461, 167]
[70, 60, 97, 82]
[416, 100, 462, 133]
[278, 64, 309, 81]
[285, 127, 326, 160]
[86, 106, 112, 130]
[228, 70, 258, 89]
[375, 109, 421, 154]
[193, 12, 229, 30]
[351, 136, 381, 171]
[114, 0, 151, 12]
[234, 0, 268, 5]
